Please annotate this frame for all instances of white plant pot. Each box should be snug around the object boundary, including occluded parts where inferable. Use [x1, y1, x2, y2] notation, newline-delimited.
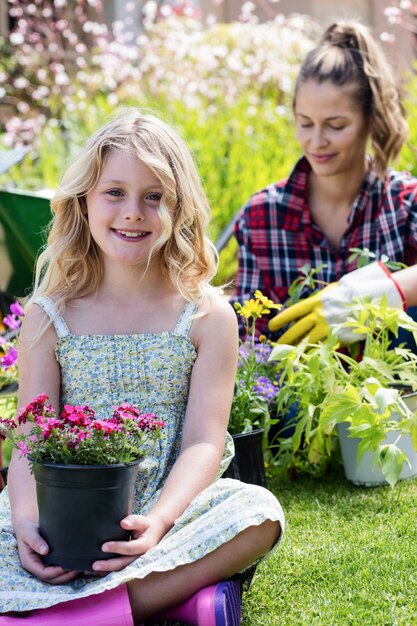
[337, 422, 417, 486]
[402, 390, 417, 412]
[337, 390, 417, 486]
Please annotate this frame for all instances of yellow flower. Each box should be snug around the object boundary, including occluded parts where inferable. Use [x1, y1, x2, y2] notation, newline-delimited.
[254, 290, 282, 312]
[236, 299, 265, 319]
[235, 291, 282, 320]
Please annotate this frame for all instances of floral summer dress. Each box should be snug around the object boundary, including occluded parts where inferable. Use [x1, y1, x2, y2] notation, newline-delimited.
[0, 296, 284, 613]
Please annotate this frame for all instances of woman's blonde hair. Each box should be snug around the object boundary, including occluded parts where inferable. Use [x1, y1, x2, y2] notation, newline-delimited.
[30, 108, 220, 308]
[294, 21, 408, 177]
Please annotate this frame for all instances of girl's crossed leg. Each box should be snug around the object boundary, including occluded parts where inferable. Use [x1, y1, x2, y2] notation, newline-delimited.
[0, 519, 280, 626]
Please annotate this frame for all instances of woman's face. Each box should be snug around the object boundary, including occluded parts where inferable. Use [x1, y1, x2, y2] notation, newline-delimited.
[294, 79, 370, 178]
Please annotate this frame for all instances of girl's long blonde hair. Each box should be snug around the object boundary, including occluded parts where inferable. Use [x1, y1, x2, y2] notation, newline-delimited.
[294, 21, 408, 178]
[30, 108, 220, 309]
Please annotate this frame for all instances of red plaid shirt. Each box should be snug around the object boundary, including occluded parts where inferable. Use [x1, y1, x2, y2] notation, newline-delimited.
[231, 157, 417, 335]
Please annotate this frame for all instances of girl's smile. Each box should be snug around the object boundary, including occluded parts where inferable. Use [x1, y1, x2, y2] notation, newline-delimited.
[112, 228, 151, 241]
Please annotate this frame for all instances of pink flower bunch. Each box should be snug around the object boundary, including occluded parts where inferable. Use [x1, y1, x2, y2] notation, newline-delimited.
[0, 301, 24, 387]
[0, 394, 165, 467]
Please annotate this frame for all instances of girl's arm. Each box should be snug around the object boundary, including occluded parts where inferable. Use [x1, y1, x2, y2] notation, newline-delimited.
[8, 304, 78, 583]
[93, 296, 239, 572]
[149, 296, 239, 524]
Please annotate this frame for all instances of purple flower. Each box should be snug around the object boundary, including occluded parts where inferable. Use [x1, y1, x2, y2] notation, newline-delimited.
[0, 345, 18, 368]
[254, 342, 272, 363]
[3, 314, 21, 331]
[252, 376, 278, 402]
[10, 302, 24, 317]
[238, 341, 272, 366]
[17, 441, 29, 455]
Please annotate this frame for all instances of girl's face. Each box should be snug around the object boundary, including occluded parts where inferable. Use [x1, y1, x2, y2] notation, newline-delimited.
[294, 79, 370, 178]
[86, 151, 165, 270]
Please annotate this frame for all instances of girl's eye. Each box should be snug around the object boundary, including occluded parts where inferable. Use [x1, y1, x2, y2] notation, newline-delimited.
[329, 126, 346, 131]
[146, 193, 162, 202]
[106, 189, 124, 197]
[300, 123, 313, 128]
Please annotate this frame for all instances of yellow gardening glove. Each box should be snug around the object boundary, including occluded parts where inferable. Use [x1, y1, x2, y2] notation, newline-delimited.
[268, 262, 405, 345]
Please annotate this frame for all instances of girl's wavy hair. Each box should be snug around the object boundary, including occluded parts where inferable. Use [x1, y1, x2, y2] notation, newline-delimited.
[30, 108, 221, 309]
[293, 21, 408, 178]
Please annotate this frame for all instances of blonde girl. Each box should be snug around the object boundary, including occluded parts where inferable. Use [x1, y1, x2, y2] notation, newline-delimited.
[0, 109, 284, 626]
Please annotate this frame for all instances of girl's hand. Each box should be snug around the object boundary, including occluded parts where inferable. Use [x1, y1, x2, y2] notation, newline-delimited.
[14, 519, 78, 584]
[92, 514, 166, 573]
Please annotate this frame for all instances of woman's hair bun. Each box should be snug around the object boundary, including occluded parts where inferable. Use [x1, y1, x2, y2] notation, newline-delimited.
[322, 23, 359, 50]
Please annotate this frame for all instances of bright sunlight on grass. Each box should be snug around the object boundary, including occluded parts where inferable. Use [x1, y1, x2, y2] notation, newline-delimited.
[243, 467, 417, 625]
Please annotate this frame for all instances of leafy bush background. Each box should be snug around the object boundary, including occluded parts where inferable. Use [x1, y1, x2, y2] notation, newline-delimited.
[0, 2, 416, 283]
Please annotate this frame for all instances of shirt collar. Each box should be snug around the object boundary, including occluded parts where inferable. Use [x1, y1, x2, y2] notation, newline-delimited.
[281, 155, 380, 231]
[280, 156, 310, 230]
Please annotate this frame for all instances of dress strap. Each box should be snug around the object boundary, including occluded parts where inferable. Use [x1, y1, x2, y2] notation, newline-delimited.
[174, 301, 198, 336]
[32, 296, 71, 338]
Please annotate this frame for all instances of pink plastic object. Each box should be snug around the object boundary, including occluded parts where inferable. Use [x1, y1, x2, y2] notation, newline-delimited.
[156, 579, 242, 626]
[0, 584, 135, 626]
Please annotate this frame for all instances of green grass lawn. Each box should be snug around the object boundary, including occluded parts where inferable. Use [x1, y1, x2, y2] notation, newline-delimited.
[244, 467, 417, 626]
[3, 422, 417, 625]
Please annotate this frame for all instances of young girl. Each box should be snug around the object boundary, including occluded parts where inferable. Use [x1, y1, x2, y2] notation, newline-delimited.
[232, 21, 417, 343]
[0, 109, 284, 625]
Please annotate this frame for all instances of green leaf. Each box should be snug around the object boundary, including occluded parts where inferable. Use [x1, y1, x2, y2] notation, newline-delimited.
[269, 344, 297, 362]
[307, 431, 326, 464]
[407, 413, 417, 450]
[320, 385, 361, 427]
[378, 444, 407, 488]
[291, 412, 309, 453]
[356, 431, 385, 462]
[363, 377, 383, 394]
[308, 353, 320, 378]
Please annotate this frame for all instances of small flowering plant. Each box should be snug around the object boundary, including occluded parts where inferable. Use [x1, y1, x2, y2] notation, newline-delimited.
[230, 291, 281, 436]
[0, 301, 24, 391]
[0, 393, 165, 467]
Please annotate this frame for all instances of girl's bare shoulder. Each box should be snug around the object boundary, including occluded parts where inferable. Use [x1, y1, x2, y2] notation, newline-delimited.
[191, 294, 238, 348]
[19, 298, 59, 348]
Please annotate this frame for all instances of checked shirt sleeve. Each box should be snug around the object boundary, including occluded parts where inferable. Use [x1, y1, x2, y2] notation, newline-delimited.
[229, 194, 272, 336]
[233, 208, 263, 304]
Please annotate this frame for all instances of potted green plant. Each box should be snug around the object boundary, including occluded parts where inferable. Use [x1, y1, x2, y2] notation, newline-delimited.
[269, 335, 339, 477]
[270, 298, 417, 488]
[224, 291, 280, 487]
[318, 299, 417, 487]
[0, 393, 165, 570]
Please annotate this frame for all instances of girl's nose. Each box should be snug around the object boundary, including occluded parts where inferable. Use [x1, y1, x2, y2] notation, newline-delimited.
[123, 199, 144, 221]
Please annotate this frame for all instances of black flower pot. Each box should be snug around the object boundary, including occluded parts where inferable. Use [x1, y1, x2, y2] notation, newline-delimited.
[33, 460, 140, 571]
[223, 428, 266, 487]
